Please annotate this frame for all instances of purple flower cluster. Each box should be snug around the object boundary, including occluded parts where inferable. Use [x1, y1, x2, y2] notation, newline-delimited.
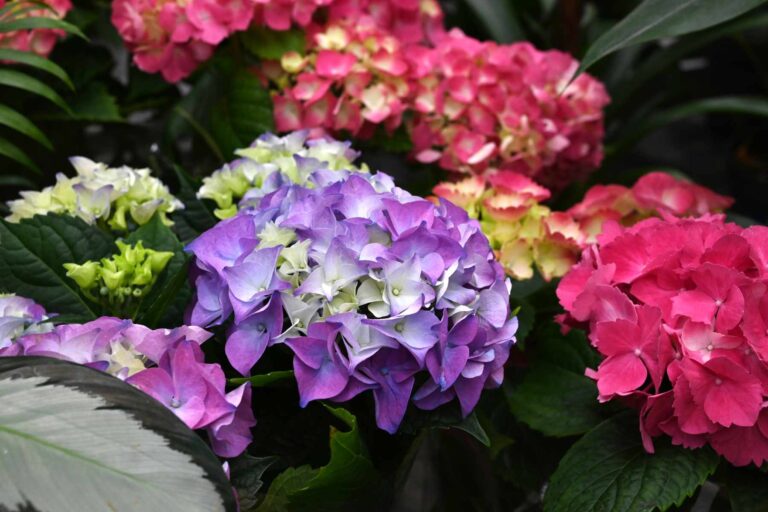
[2, 316, 255, 458]
[0, 295, 52, 350]
[187, 165, 517, 433]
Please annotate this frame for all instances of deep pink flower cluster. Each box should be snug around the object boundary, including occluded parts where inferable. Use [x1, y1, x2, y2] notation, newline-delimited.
[2, 316, 255, 458]
[557, 215, 768, 466]
[267, 19, 412, 137]
[0, 0, 72, 57]
[410, 31, 609, 190]
[111, 0, 255, 82]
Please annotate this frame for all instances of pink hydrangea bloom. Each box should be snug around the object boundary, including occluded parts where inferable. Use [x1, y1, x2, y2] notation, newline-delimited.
[558, 215, 768, 467]
[0, 0, 72, 57]
[266, 19, 413, 137]
[409, 30, 609, 190]
[325, 0, 444, 45]
[111, 0, 256, 82]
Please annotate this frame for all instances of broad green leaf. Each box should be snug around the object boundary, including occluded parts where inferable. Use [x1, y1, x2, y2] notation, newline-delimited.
[578, 0, 768, 74]
[126, 214, 190, 327]
[230, 370, 295, 387]
[0, 103, 52, 149]
[0, 15, 86, 39]
[0, 68, 71, 112]
[543, 413, 719, 512]
[0, 48, 73, 88]
[211, 69, 274, 157]
[462, 0, 525, 43]
[0, 173, 35, 187]
[0, 214, 114, 319]
[510, 298, 535, 343]
[400, 404, 491, 447]
[230, 454, 278, 511]
[63, 82, 122, 122]
[0, 135, 40, 173]
[613, 96, 768, 153]
[508, 322, 607, 437]
[166, 69, 225, 161]
[257, 406, 379, 512]
[725, 466, 768, 512]
[241, 27, 306, 60]
[0, 356, 236, 512]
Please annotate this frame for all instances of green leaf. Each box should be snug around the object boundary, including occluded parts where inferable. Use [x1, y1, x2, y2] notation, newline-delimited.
[0, 48, 73, 89]
[241, 27, 306, 60]
[462, 0, 525, 43]
[508, 322, 606, 437]
[257, 406, 379, 512]
[0, 172, 35, 187]
[211, 69, 274, 157]
[63, 82, 123, 122]
[126, 215, 190, 328]
[543, 413, 719, 512]
[725, 466, 768, 512]
[510, 298, 535, 343]
[0, 214, 114, 319]
[0, 68, 71, 112]
[0, 103, 52, 149]
[0, 135, 40, 173]
[400, 405, 491, 447]
[578, 0, 768, 74]
[0, 15, 86, 39]
[0, 356, 236, 512]
[230, 454, 278, 511]
[230, 370, 295, 387]
[613, 96, 768, 153]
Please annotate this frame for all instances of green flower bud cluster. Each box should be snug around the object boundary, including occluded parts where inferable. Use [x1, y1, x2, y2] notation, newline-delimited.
[64, 241, 174, 314]
[6, 157, 184, 230]
[198, 131, 369, 219]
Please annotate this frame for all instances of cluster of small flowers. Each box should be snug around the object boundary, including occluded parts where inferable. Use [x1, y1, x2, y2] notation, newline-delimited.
[0, 304, 255, 458]
[266, 19, 413, 138]
[434, 171, 733, 282]
[557, 215, 768, 467]
[198, 131, 368, 219]
[0, 0, 72, 57]
[64, 241, 174, 312]
[0, 294, 52, 350]
[433, 172, 583, 281]
[187, 148, 517, 433]
[410, 32, 610, 190]
[6, 156, 183, 230]
[253, 0, 443, 44]
[110, 0, 255, 82]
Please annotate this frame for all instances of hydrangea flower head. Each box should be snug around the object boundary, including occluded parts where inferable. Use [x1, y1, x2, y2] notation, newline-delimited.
[558, 215, 768, 467]
[3, 315, 255, 457]
[265, 19, 414, 137]
[0, 0, 72, 56]
[6, 156, 183, 230]
[198, 131, 368, 219]
[0, 294, 52, 350]
[111, 0, 254, 82]
[187, 134, 517, 433]
[410, 31, 609, 190]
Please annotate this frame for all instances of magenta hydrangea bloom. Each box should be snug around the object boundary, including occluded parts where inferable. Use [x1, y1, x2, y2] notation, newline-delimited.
[558, 214, 768, 467]
[186, 134, 518, 433]
[3, 315, 255, 458]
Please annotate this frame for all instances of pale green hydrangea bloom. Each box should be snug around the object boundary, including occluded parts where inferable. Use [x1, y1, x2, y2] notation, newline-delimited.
[198, 131, 369, 219]
[6, 157, 183, 230]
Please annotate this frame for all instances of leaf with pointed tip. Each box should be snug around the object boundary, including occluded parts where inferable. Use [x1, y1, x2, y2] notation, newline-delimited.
[0, 49, 73, 88]
[0, 135, 39, 173]
[543, 413, 719, 512]
[578, 0, 768, 74]
[0, 69, 70, 112]
[0, 356, 236, 512]
[0, 16, 86, 39]
[0, 103, 52, 149]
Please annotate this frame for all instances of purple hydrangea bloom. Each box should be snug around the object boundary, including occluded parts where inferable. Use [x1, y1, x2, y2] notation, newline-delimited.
[186, 133, 518, 433]
[0, 294, 51, 350]
[3, 314, 255, 458]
